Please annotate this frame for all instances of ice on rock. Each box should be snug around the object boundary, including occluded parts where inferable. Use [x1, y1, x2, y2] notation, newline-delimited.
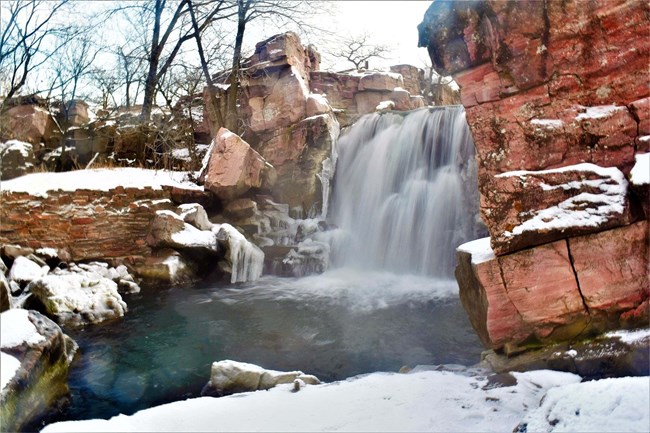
[215, 224, 264, 283]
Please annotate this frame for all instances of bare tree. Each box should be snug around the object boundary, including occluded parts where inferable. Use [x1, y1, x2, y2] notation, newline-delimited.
[137, 0, 235, 121]
[0, 0, 73, 103]
[331, 32, 389, 70]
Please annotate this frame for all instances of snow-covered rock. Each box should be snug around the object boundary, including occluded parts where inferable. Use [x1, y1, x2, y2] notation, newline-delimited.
[202, 360, 320, 397]
[0, 140, 38, 180]
[1, 309, 77, 432]
[27, 272, 127, 326]
[148, 210, 218, 254]
[486, 163, 633, 255]
[516, 376, 650, 432]
[8, 256, 48, 286]
[177, 203, 213, 231]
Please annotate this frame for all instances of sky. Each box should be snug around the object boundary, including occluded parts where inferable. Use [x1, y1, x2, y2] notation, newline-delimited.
[320, 1, 433, 70]
[276, 1, 434, 71]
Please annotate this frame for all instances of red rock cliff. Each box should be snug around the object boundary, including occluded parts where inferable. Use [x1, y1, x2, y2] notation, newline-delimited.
[419, 0, 649, 352]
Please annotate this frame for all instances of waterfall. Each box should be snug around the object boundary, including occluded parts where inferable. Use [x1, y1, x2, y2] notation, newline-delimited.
[328, 106, 480, 277]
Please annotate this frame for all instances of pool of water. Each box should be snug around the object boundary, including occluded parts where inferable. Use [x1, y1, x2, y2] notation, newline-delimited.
[50, 268, 483, 423]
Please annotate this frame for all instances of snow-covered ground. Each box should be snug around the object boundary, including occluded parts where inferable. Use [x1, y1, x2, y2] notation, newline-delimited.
[40, 367, 649, 433]
[0, 168, 202, 198]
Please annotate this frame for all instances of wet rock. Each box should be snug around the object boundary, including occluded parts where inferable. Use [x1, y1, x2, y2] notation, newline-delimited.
[0, 272, 10, 312]
[201, 360, 320, 397]
[199, 128, 274, 201]
[224, 198, 258, 220]
[134, 249, 198, 285]
[0, 309, 77, 433]
[481, 328, 650, 379]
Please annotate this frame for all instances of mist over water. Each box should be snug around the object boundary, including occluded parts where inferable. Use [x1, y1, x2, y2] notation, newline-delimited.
[329, 106, 479, 277]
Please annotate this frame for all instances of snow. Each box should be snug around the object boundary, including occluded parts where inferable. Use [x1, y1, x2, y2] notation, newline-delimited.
[630, 153, 649, 185]
[605, 327, 650, 344]
[170, 223, 218, 251]
[496, 163, 627, 237]
[0, 168, 202, 198]
[42, 369, 586, 433]
[457, 237, 495, 264]
[376, 100, 395, 111]
[8, 256, 48, 284]
[0, 309, 45, 349]
[291, 65, 311, 99]
[0, 140, 33, 158]
[530, 118, 564, 128]
[307, 93, 329, 106]
[575, 104, 626, 120]
[35, 248, 58, 258]
[638, 135, 650, 143]
[519, 377, 650, 432]
[1, 352, 21, 391]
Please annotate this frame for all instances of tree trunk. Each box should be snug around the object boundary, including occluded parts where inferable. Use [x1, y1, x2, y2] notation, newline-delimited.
[140, 0, 164, 121]
[225, 0, 248, 132]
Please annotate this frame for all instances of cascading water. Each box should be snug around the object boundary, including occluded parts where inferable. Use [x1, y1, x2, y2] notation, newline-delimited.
[329, 106, 481, 277]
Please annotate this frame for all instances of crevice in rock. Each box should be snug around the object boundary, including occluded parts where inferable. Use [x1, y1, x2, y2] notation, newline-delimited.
[496, 256, 525, 323]
[565, 237, 590, 314]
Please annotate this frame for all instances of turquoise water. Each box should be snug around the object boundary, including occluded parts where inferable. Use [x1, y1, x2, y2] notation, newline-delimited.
[48, 269, 482, 424]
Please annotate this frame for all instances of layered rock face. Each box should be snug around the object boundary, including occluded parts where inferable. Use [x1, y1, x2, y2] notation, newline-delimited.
[419, 0, 649, 352]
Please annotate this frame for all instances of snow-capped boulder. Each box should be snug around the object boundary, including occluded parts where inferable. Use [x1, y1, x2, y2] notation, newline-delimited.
[201, 360, 320, 397]
[0, 140, 38, 180]
[74, 262, 141, 294]
[8, 256, 48, 287]
[148, 210, 218, 254]
[484, 163, 634, 256]
[27, 272, 127, 326]
[1, 309, 77, 432]
[177, 203, 213, 231]
[134, 249, 198, 285]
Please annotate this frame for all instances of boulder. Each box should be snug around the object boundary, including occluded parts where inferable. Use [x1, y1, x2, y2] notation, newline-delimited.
[27, 271, 128, 326]
[199, 128, 273, 201]
[305, 94, 331, 117]
[0, 309, 77, 432]
[358, 71, 404, 92]
[1, 272, 10, 312]
[390, 65, 424, 96]
[147, 210, 218, 254]
[177, 203, 213, 231]
[201, 360, 320, 397]
[483, 163, 634, 255]
[246, 65, 309, 132]
[8, 256, 48, 287]
[0, 140, 38, 180]
[456, 222, 649, 353]
[0, 104, 56, 145]
[61, 100, 89, 126]
[134, 249, 198, 285]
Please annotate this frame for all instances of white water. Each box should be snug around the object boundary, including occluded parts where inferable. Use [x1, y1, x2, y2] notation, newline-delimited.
[329, 107, 480, 277]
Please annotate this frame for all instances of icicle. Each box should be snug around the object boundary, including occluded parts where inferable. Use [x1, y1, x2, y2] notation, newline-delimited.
[215, 223, 264, 283]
